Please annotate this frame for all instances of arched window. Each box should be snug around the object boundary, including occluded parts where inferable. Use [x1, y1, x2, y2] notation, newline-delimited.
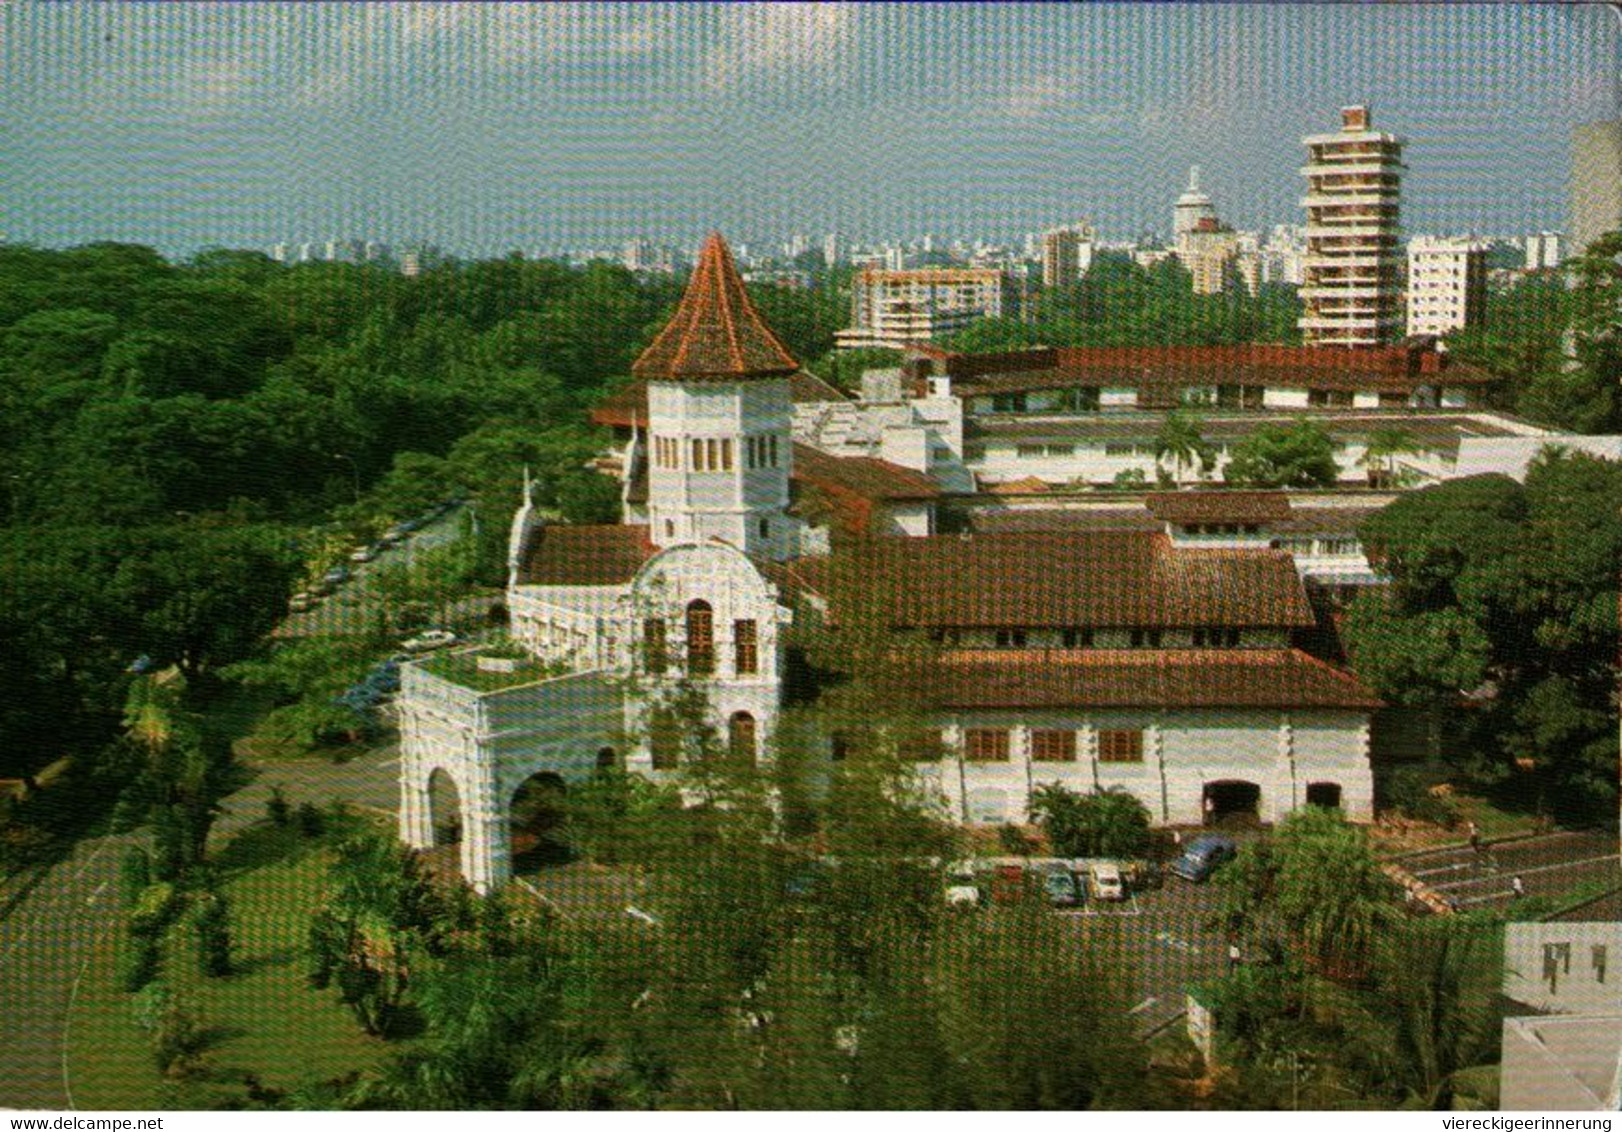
[686, 600, 714, 675]
[729, 711, 757, 765]
[734, 618, 758, 675]
[643, 618, 667, 674]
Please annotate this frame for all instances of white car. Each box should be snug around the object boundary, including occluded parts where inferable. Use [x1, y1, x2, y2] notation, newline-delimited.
[288, 592, 320, 612]
[349, 546, 379, 563]
[401, 629, 458, 653]
[1089, 862, 1126, 902]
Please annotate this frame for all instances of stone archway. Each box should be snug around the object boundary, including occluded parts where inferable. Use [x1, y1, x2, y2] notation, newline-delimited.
[428, 767, 463, 849]
[510, 770, 570, 872]
[1203, 780, 1262, 826]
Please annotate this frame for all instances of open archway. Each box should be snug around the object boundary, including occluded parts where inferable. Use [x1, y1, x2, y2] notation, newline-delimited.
[427, 768, 462, 848]
[728, 711, 757, 765]
[510, 771, 570, 872]
[1203, 780, 1261, 827]
[1305, 781, 1343, 810]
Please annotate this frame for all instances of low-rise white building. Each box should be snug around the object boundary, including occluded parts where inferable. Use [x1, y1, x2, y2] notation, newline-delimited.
[1405, 236, 1488, 338]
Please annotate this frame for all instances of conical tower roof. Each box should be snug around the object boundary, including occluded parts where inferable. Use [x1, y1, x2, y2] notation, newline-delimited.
[631, 232, 800, 381]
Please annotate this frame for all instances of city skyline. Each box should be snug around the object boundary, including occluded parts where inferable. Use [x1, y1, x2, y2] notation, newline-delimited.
[2, 3, 1617, 258]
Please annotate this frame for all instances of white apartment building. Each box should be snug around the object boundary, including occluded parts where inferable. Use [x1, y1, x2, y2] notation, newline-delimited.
[1299, 106, 1406, 346]
[1042, 223, 1096, 288]
[836, 267, 1010, 351]
[1524, 230, 1563, 270]
[1405, 236, 1488, 337]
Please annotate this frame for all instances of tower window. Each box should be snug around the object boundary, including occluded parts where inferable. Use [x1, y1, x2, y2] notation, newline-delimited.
[643, 618, 667, 674]
[728, 711, 757, 765]
[769, 435, 779, 467]
[691, 438, 705, 471]
[734, 619, 758, 675]
[705, 438, 719, 471]
[758, 518, 769, 540]
[720, 438, 733, 471]
[686, 600, 714, 675]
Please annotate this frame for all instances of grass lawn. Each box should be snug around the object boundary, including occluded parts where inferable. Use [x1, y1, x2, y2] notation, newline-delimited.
[65, 823, 398, 1109]
[1448, 791, 1542, 842]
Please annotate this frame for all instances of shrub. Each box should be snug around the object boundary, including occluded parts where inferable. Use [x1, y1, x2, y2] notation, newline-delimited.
[128, 881, 181, 939]
[1383, 766, 1460, 828]
[266, 785, 291, 827]
[119, 847, 153, 907]
[193, 891, 232, 977]
[1030, 784, 1152, 860]
[120, 935, 161, 993]
[296, 802, 326, 838]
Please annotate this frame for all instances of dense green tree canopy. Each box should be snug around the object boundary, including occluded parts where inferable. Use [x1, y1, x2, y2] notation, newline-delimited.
[1345, 454, 1622, 820]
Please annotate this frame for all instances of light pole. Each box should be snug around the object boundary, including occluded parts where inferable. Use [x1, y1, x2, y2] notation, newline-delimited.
[330, 452, 360, 504]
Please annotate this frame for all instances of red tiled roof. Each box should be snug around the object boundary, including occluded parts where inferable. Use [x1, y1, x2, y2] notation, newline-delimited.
[984, 476, 1052, 496]
[1145, 491, 1294, 524]
[929, 647, 1381, 711]
[591, 370, 845, 429]
[937, 341, 1490, 396]
[792, 444, 940, 501]
[631, 233, 800, 382]
[967, 507, 1162, 534]
[791, 532, 1315, 629]
[516, 524, 654, 586]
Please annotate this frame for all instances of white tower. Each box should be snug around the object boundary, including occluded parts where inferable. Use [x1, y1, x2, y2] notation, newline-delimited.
[1174, 166, 1218, 238]
[637, 233, 799, 561]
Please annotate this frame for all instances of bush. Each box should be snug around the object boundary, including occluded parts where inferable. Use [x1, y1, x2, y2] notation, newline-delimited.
[193, 891, 232, 977]
[1383, 766, 1460, 828]
[1030, 784, 1152, 859]
[266, 785, 291, 826]
[119, 846, 153, 907]
[998, 824, 1036, 857]
[120, 935, 161, 993]
[128, 881, 182, 939]
[295, 801, 325, 838]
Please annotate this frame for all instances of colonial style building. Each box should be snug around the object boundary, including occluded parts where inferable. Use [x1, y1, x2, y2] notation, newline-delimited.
[397, 234, 1382, 892]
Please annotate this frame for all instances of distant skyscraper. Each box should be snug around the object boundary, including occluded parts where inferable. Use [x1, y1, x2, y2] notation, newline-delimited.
[398, 244, 444, 277]
[822, 232, 844, 267]
[1041, 223, 1095, 288]
[325, 238, 365, 264]
[1173, 167, 1219, 239]
[268, 242, 291, 264]
[1524, 231, 1563, 270]
[1405, 237, 1488, 338]
[1298, 105, 1405, 347]
[1570, 121, 1622, 256]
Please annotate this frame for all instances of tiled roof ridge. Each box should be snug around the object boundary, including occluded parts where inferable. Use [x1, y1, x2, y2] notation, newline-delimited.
[631, 232, 800, 381]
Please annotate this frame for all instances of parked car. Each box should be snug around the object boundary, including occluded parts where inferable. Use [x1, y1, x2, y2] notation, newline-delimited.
[944, 861, 981, 907]
[288, 591, 320, 612]
[322, 565, 351, 586]
[1042, 869, 1083, 908]
[1170, 835, 1238, 883]
[125, 654, 155, 675]
[349, 545, 379, 563]
[401, 628, 458, 653]
[1089, 862, 1127, 902]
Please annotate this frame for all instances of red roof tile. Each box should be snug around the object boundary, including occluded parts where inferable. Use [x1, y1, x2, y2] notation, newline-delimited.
[631, 233, 800, 382]
[792, 444, 940, 501]
[929, 647, 1381, 711]
[791, 531, 1315, 629]
[516, 524, 654, 586]
[1145, 491, 1294, 524]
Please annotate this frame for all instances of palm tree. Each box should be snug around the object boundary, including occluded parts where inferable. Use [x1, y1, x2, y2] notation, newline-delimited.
[1154, 409, 1217, 485]
[1358, 427, 1421, 488]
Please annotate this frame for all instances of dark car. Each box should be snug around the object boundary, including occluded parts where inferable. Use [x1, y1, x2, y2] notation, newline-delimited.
[1170, 835, 1238, 883]
[1041, 869, 1083, 907]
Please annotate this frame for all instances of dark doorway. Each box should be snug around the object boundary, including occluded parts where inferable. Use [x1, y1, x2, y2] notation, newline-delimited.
[1203, 780, 1261, 826]
[511, 771, 571, 870]
[596, 746, 617, 771]
[1305, 782, 1343, 809]
[427, 768, 462, 849]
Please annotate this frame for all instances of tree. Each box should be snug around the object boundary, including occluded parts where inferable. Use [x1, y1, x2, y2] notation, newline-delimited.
[1357, 427, 1421, 488]
[1219, 807, 1400, 980]
[193, 889, 233, 977]
[1029, 784, 1151, 859]
[1223, 420, 1338, 488]
[1153, 409, 1217, 485]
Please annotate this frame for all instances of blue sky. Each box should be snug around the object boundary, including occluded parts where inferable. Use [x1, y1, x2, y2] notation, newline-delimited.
[1, 3, 1616, 257]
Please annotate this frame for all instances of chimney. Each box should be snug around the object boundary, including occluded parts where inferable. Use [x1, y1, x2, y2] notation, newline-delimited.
[1341, 105, 1370, 131]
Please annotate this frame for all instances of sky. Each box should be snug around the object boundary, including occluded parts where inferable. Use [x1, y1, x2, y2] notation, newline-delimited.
[1, 2, 1618, 258]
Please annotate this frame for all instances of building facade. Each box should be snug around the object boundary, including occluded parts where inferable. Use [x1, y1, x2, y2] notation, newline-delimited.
[836, 267, 1010, 350]
[1042, 223, 1096, 288]
[397, 235, 1382, 893]
[1404, 236, 1488, 338]
[1299, 106, 1406, 346]
[1570, 121, 1622, 256]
